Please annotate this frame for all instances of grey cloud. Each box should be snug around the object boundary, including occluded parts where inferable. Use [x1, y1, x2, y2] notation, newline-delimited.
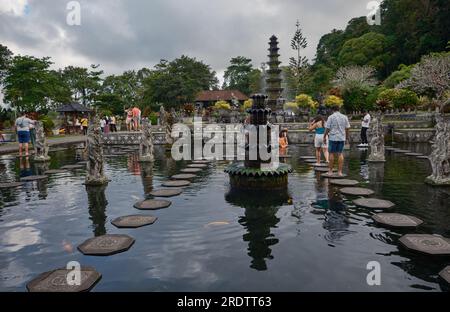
[0, 0, 370, 75]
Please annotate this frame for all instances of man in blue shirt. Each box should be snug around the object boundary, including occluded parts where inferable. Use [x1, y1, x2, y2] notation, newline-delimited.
[324, 105, 351, 177]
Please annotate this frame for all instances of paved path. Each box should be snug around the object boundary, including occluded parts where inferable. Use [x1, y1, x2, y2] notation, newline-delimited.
[0, 135, 86, 155]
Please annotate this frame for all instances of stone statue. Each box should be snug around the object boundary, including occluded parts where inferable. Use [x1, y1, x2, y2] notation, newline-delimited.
[368, 113, 386, 163]
[165, 110, 175, 146]
[159, 106, 166, 127]
[426, 113, 450, 185]
[34, 121, 50, 162]
[85, 117, 109, 186]
[139, 118, 154, 162]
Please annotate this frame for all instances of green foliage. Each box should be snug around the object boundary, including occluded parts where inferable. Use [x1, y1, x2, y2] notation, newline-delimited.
[342, 86, 372, 111]
[38, 115, 55, 133]
[243, 99, 253, 111]
[0, 44, 13, 84]
[383, 64, 413, 88]
[2, 120, 12, 129]
[283, 102, 299, 112]
[289, 20, 309, 93]
[214, 101, 231, 111]
[295, 94, 316, 109]
[324, 95, 344, 108]
[142, 56, 218, 109]
[338, 32, 391, 76]
[3, 55, 68, 113]
[248, 69, 262, 94]
[223, 56, 253, 95]
[60, 65, 103, 106]
[149, 112, 158, 125]
[377, 88, 419, 109]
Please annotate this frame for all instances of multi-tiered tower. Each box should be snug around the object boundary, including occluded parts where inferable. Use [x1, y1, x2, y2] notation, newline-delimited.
[266, 35, 284, 110]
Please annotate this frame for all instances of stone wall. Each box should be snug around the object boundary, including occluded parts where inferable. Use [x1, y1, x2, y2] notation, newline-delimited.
[101, 124, 436, 145]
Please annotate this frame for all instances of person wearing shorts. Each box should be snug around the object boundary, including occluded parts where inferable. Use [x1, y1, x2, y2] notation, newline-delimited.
[309, 116, 329, 165]
[324, 105, 350, 176]
[15, 113, 35, 158]
[125, 108, 133, 131]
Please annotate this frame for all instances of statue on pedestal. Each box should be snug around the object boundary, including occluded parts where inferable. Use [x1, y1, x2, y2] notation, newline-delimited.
[85, 117, 109, 186]
[426, 113, 450, 186]
[34, 121, 50, 162]
[139, 118, 154, 162]
[368, 113, 386, 163]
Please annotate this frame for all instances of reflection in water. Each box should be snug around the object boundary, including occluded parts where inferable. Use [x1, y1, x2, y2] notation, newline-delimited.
[369, 163, 385, 194]
[86, 185, 108, 237]
[127, 154, 141, 176]
[359, 149, 369, 180]
[19, 158, 32, 179]
[140, 162, 154, 195]
[226, 189, 289, 271]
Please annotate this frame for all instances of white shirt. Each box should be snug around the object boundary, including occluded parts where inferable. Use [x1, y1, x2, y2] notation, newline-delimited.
[100, 119, 106, 128]
[362, 114, 371, 128]
[326, 112, 351, 142]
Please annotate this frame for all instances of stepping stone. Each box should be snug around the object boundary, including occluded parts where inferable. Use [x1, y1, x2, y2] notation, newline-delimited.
[20, 175, 48, 182]
[26, 266, 101, 292]
[113, 152, 127, 156]
[300, 156, 316, 160]
[134, 199, 172, 210]
[417, 156, 430, 159]
[439, 266, 450, 285]
[405, 153, 423, 156]
[373, 213, 423, 228]
[340, 187, 375, 196]
[49, 148, 69, 152]
[394, 149, 410, 153]
[78, 234, 135, 256]
[44, 169, 67, 175]
[280, 155, 292, 159]
[305, 159, 318, 164]
[322, 173, 348, 179]
[192, 160, 210, 164]
[188, 164, 208, 168]
[162, 180, 191, 188]
[313, 163, 329, 168]
[314, 167, 332, 173]
[399, 234, 450, 255]
[353, 198, 395, 209]
[171, 174, 197, 180]
[149, 188, 183, 198]
[329, 179, 359, 186]
[111, 215, 157, 228]
[0, 182, 24, 189]
[181, 168, 202, 173]
[61, 165, 85, 170]
[77, 161, 88, 165]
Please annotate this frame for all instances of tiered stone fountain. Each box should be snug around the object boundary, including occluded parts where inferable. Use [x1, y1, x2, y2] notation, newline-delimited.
[225, 94, 292, 190]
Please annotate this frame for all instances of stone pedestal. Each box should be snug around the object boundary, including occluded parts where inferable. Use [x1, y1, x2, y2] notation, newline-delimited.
[425, 113, 450, 186]
[368, 113, 386, 163]
[139, 119, 154, 162]
[85, 117, 109, 186]
[34, 121, 50, 162]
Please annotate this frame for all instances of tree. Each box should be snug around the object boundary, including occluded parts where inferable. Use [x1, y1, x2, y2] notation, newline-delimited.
[223, 56, 253, 95]
[333, 65, 378, 91]
[383, 64, 413, 88]
[289, 20, 309, 94]
[248, 69, 262, 94]
[60, 65, 103, 106]
[397, 52, 450, 110]
[142, 56, 218, 109]
[338, 32, 391, 76]
[0, 44, 13, 84]
[3, 56, 68, 113]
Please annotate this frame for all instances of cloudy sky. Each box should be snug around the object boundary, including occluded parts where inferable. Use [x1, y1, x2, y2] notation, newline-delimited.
[0, 0, 371, 80]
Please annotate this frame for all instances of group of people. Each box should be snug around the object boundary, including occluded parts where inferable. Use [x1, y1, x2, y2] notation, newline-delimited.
[125, 107, 142, 131]
[99, 115, 117, 134]
[280, 105, 371, 177]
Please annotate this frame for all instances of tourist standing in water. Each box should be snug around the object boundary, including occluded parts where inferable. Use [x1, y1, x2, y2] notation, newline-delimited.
[309, 116, 329, 165]
[324, 105, 351, 176]
[15, 113, 35, 158]
[358, 110, 371, 147]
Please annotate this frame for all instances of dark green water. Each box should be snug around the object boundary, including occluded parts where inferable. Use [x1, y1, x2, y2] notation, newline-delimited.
[0, 144, 449, 292]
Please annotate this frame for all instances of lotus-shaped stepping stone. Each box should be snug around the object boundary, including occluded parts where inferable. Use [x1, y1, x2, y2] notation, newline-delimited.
[111, 215, 157, 228]
[340, 187, 374, 196]
[373, 213, 423, 228]
[20, 175, 48, 182]
[329, 179, 358, 186]
[162, 180, 191, 187]
[181, 168, 202, 173]
[188, 164, 208, 168]
[27, 266, 101, 292]
[171, 174, 197, 180]
[0, 182, 24, 189]
[149, 189, 183, 198]
[399, 234, 450, 255]
[439, 266, 450, 284]
[322, 173, 348, 179]
[78, 234, 135, 256]
[134, 199, 172, 210]
[353, 198, 395, 209]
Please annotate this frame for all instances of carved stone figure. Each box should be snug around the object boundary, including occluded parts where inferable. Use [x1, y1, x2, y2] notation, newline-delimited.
[159, 106, 166, 127]
[426, 113, 450, 185]
[34, 121, 50, 162]
[165, 110, 175, 146]
[368, 113, 386, 163]
[85, 117, 109, 186]
[139, 118, 154, 162]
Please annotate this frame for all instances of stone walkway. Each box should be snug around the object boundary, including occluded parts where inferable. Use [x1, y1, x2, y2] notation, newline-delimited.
[0, 135, 86, 155]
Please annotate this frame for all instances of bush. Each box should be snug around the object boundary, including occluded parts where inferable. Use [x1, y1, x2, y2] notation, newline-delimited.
[342, 86, 371, 111]
[324, 95, 344, 108]
[2, 120, 12, 130]
[283, 102, 299, 112]
[149, 112, 158, 125]
[183, 103, 195, 116]
[377, 88, 419, 110]
[295, 94, 317, 109]
[38, 115, 55, 134]
[214, 100, 231, 111]
[242, 99, 253, 111]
